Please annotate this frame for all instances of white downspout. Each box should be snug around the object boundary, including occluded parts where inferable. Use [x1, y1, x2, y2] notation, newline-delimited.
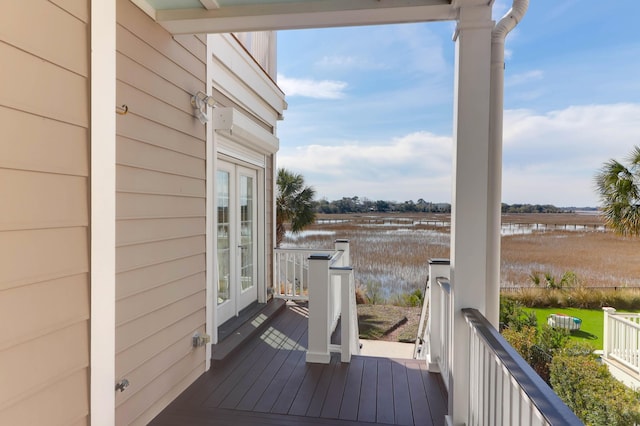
[486, 0, 529, 328]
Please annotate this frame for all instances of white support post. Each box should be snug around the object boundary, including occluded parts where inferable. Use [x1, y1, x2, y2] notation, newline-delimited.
[427, 259, 450, 372]
[306, 253, 332, 364]
[340, 268, 355, 363]
[602, 307, 616, 359]
[449, 4, 494, 425]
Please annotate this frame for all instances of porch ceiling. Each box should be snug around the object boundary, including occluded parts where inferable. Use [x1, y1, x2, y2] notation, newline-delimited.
[132, 0, 457, 34]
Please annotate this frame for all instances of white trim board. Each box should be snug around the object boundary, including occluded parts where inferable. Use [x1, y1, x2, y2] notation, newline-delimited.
[91, 0, 116, 424]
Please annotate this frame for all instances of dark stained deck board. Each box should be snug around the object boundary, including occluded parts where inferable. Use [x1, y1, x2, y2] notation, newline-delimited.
[319, 357, 350, 418]
[304, 353, 339, 417]
[405, 362, 433, 425]
[204, 309, 305, 408]
[392, 361, 414, 426]
[420, 362, 448, 424]
[270, 344, 311, 414]
[376, 359, 396, 424]
[218, 314, 309, 410]
[357, 357, 379, 423]
[150, 304, 447, 426]
[252, 344, 306, 412]
[339, 357, 365, 421]
[153, 407, 398, 426]
[173, 307, 297, 409]
[235, 317, 309, 411]
[287, 361, 325, 416]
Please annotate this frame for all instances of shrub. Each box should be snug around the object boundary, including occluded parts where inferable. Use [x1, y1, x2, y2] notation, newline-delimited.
[389, 288, 424, 307]
[365, 281, 385, 305]
[503, 324, 569, 383]
[530, 270, 578, 289]
[550, 343, 640, 426]
[500, 299, 537, 331]
[502, 325, 537, 362]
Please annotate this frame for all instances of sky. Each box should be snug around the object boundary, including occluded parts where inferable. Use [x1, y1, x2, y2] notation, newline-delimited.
[275, 1, 640, 207]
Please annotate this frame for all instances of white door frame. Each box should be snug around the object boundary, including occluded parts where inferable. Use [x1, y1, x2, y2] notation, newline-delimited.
[211, 155, 265, 340]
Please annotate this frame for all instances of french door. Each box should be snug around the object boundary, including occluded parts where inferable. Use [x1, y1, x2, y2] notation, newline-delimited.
[216, 161, 258, 324]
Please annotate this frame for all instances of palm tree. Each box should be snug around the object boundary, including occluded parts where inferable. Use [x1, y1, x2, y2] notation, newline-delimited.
[595, 146, 640, 236]
[276, 168, 316, 246]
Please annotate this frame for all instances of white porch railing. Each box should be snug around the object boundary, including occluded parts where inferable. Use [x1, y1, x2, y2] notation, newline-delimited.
[417, 260, 451, 386]
[304, 240, 360, 364]
[463, 308, 582, 426]
[274, 247, 334, 300]
[424, 259, 582, 425]
[602, 307, 640, 375]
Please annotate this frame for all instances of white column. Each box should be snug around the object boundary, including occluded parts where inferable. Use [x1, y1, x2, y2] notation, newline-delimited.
[449, 4, 493, 425]
[91, 0, 116, 424]
[306, 253, 332, 364]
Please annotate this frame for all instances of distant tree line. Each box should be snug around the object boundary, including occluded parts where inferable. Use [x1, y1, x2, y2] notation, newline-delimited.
[313, 197, 572, 215]
[501, 203, 571, 214]
[314, 197, 451, 214]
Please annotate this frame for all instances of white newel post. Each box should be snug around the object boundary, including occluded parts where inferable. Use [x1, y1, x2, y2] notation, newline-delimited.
[602, 307, 616, 359]
[427, 259, 450, 372]
[306, 253, 332, 364]
[449, 4, 493, 425]
[335, 239, 350, 266]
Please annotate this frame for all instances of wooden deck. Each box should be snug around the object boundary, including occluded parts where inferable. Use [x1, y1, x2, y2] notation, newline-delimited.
[150, 303, 447, 426]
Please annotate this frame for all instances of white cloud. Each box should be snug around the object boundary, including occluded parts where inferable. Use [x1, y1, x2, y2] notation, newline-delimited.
[278, 131, 452, 202]
[502, 103, 640, 205]
[277, 74, 347, 99]
[278, 103, 640, 206]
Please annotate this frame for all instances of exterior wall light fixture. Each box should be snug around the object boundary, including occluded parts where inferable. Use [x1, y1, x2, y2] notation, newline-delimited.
[191, 90, 216, 124]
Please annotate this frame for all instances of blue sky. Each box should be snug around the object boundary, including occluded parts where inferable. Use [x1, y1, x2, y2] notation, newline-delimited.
[276, 1, 640, 207]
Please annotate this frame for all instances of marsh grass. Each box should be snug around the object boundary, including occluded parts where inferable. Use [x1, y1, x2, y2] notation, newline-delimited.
[282, 212, 640, 302]
[502, 288, 640, 310]
[282, 221, 449, 301]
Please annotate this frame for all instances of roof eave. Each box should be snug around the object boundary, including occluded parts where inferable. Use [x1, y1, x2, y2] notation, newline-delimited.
[151, 1, 457, 35]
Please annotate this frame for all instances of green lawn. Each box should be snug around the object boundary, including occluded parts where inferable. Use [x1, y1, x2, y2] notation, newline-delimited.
[523, 307, 604, 350]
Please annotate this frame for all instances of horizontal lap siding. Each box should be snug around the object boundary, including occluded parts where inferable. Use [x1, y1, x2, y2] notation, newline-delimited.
[115, 0, 207, 424]
[0, 0, 90, 424]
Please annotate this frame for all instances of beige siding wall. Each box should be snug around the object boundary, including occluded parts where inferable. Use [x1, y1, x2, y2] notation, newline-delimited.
[115, 0, 207, 424]
[0, 0, 90, 425]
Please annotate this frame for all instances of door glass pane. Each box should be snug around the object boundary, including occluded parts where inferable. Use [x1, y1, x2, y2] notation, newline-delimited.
[217, 170, 231, 305]
[239, 175, 254, 292]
